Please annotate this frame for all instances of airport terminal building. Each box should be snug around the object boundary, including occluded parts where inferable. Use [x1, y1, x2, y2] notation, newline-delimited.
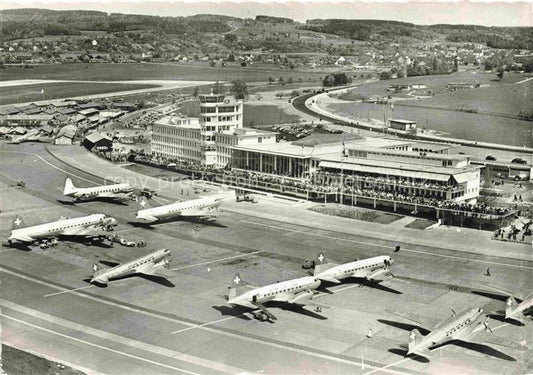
[229, 134, 481, 204]
[151, 93, 276, 168]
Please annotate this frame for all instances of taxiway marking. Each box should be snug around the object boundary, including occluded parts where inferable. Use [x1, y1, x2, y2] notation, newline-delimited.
[0, 206, 56, 217]
[171, 316, 238, 334]
[491, 322, 509, 331]
[0, 267, 412, 374]
[1, 150, 98, 185]
[170, 251, 262, 271]
[44, 284, 95, 297]
[242, 220, 533, 270]
[0, 298, 245, 374]
[516, 77, 533, 84]
[1, 313, 202, 375]
[362, 357, 410, 375]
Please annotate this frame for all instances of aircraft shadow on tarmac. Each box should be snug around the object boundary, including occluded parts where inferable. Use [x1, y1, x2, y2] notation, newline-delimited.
[57, 198, 130, 206]
[387, 348, 430, 363]
[487, 313, 525, 327]
[330, 278, 403, 295]
[213, 301, 327, 321]
[212, 305, 254, 321]
[471, 290, 510, 302]
[127, 217, 227, 229]
[82, 273, 175, 288]
[379, 319, 516, 362]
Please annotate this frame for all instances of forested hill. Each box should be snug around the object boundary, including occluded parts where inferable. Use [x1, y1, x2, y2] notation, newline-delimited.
[0, 9, 234, 41]
[1, 8, 532, 51]
[303, 19, 533, 50]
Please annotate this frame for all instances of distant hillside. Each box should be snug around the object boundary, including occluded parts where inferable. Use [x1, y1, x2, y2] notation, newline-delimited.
[303, 19, 533, 49]
[0, 9, 234, 42]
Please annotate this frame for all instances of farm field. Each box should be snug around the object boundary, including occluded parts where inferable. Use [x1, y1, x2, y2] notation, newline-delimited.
[0, 82, 157, 105]
[0, 62, 330, 83]
[403, 79, 533, 116]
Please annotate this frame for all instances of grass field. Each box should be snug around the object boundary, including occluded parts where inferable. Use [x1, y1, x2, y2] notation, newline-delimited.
[0, 62, 331, 83]
[243, 104, 301, 127]
[2, 345, 86, 375]
[309, 204, 403, 224]
[0, 82, 157, 105]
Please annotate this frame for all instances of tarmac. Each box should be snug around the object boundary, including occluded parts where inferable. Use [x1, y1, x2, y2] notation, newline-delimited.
[0, 142, 531, 375]
[45, 144, 532, 261]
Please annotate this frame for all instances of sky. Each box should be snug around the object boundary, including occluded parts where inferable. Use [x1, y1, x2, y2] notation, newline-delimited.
[1, 1, 532, 27]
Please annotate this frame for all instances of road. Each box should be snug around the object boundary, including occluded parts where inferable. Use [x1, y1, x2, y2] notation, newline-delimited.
[0, 142, 531, 374]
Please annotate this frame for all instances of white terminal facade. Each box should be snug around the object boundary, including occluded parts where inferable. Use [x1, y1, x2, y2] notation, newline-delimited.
[151, 93, 481, 204]
[151, 93, 276, 168]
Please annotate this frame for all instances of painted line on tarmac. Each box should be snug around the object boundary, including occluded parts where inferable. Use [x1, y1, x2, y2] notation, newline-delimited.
[170, 251, 263, 271]
[0, 267, 411, 374]
[0, 313, 202, 375]
[1, 150, 99, 185]
[1, 298, 245, 374]
[241, 220, 533, 270]
[44, 284, 96, 298]
[171, 316, 238, 334]
[362, 357, 411, 375]
[491, 322, 509, 331]
[0, 206, 56, 217]
[516, 77, 533, 84]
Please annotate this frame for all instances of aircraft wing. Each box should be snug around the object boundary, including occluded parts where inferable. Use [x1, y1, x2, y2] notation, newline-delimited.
[8, 234, 34, 243]
[365, 268, 394, 280]
[386, 309, 438, 331]
[317, 275, 341, 284]
[181, 209, 219, 217]
[137, 215, 159, 222]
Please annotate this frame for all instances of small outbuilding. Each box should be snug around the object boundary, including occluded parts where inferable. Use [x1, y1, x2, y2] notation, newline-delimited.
[83, 132, 113, 152]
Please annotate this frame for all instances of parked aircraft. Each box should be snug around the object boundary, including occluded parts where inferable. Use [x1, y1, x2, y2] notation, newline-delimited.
[63, 178, 134, 202]
[226, 273, 322, 320]
[135, 196, 223, 223]
[91, 248, 172, 286]
[313, 252, 395, 284]
[386, 307, 523, 359]
[7, 214, 117, 246]
[505, 294, 533, 323]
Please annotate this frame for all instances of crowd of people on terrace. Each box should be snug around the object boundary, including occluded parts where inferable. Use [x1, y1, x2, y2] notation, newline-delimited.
[219, 169, 512, 216]
[133, 155, 513, 217]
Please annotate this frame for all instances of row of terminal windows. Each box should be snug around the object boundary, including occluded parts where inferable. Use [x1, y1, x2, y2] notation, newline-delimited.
[154, 127, 201, 139]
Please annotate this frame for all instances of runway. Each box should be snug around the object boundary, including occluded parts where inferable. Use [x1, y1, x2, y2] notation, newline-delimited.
[0, 142, 531, 374]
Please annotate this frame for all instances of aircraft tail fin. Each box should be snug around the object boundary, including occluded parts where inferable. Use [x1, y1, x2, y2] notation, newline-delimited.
[505, 296, 519, 319]
[90, 263, 108, 285]
[63, 178, 77, 196]
[11, 216, 27, 230]
[136, 196, 150, 211]
[408, 329, 430, 357]
[313, 252, 336, 275]
[228, 273, 248, 300]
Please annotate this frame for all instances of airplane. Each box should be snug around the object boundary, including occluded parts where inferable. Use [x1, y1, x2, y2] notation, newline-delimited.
[63, 178, 134, 202]
[313, 252, 395, 284]
[91, 248, 172, 286]
[6, 214, 118, 246]
[135, 196, 224, 223]
[226, 273, 322, 321]
[505, 294, 533, 323]
[484, 285, 533, 324]
[386, 307, 524, 359]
